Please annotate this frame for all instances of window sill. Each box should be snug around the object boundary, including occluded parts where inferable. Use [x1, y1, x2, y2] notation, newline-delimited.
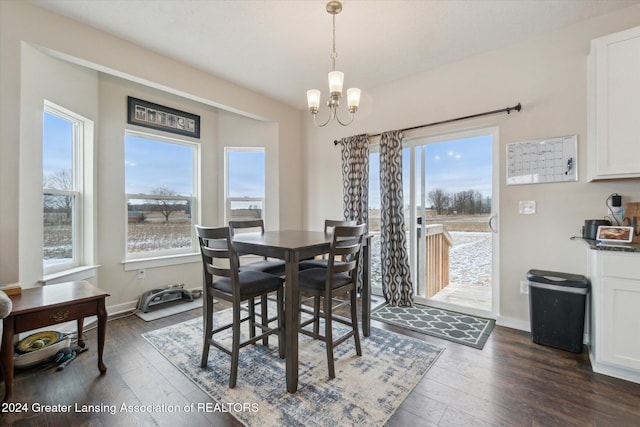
[41, 265, 100, 285]
[122, 253, 200, 271]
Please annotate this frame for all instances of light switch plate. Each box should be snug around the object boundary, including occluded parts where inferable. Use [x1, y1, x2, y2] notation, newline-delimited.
[519, 200, 536, 215]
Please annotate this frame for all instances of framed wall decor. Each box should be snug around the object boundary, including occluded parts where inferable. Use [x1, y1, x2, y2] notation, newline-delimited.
[127, 96, 200, 138]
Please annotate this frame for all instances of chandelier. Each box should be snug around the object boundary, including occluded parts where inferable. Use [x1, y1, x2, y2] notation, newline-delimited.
[307, 1, 360, 127]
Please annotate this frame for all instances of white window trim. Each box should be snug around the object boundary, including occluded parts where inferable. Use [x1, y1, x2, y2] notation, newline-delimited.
[124, 130, 201, 261]
[121, 253, 200, 271]
[42, 101, 95, 276]
[40, 265, 100, 285]
[224, 147, 266, 223]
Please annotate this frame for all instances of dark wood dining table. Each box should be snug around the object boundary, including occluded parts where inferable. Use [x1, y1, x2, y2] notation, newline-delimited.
[233, 230, 372, 393]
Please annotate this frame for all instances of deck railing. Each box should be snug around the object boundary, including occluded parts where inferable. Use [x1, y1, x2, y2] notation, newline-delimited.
[417, 224, 453, 298]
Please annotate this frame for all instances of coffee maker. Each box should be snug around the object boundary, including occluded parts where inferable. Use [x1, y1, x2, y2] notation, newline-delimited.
[582, 219, 611, 240]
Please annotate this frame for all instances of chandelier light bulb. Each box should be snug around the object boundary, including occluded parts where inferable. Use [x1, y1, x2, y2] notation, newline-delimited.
[328, 71, 344, 94]
[347, 88, 361, 110]
[307, 89, 321, 110]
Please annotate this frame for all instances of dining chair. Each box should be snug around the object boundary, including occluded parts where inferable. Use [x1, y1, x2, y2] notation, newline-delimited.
[298, 219, 358, 335]
[195, 225, 285, 388]
[228, 220, 286, 345]
[297, 224, 365, 379]
[299, 219, 358, 270]
[228, 220, 286, 276]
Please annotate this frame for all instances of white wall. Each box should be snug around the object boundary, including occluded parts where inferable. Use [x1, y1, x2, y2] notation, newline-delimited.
[18, 44, 100, 289]
[96, 74, 221, 309]
[303, 6, 640, 329]
[0, 1, 303, 312]
[218, 111, 280, 230]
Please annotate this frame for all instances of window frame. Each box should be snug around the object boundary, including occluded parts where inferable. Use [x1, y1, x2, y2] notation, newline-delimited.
[42, 102, 86, 275]
[124, 130, 201, 261]
[224, 147, 266, 223]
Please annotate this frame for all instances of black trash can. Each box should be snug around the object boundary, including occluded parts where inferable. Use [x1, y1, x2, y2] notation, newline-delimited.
[527, 269, 590, 353]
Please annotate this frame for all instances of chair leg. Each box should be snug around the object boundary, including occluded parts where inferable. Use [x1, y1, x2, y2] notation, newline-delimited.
[261, 294, 269, 346]
[277, 287, 285, 359]
[248, 297, 256, 341]
[229, 302, 241, 388]
[324, 295, 335, 379]
[201, 294, 213, 368]
[350, 289, 362, 356]
[313, 295, 321, 335]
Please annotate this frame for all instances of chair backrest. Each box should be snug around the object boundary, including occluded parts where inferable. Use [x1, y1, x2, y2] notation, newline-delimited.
[195, 225, 240, 292]
[228, 219, 268, 258]
[328, 224, 366, 278]
[324, 219, 357, 234]
[318, 220, 357, 260]
[228, 219, 265, 236]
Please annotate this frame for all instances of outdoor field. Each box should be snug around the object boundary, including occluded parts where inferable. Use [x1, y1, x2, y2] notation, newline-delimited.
[45, 208, 492, 294]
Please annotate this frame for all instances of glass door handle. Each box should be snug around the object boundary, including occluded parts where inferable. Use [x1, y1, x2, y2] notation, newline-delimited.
[489, 214, 498, 233]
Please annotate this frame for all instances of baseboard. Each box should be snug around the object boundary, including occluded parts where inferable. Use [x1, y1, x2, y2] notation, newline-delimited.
[590, 359, 640, 385]
[497, 315, 591, 347]
[107, 300, 138, 317]
[495, 314, 530, 332]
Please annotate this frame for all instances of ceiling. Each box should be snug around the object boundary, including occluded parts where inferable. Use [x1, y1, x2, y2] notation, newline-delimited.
[29, 0, 639, 110]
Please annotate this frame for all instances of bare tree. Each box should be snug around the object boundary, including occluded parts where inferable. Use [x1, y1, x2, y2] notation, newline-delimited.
[428, 188, 450, 215]
[43, 169, 73, 222]
[150, 186, 181, 222]
[451, 189, 484, 214]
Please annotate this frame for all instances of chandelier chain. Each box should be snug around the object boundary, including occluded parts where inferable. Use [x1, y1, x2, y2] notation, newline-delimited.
[331, 13, 337, 71]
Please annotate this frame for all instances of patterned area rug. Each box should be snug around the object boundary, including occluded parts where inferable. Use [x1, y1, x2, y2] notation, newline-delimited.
[371, 304, 495, 349]
[142, 309, 444, 427]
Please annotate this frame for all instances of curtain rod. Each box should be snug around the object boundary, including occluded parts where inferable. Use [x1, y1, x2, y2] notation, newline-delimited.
[334, 102, 522, 145]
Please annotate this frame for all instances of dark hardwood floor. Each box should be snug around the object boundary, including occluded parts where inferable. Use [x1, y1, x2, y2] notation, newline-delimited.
[3, 299, 640, 427]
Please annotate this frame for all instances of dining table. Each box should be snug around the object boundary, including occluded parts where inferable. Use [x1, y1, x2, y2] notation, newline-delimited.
[232, 229, 372, 393]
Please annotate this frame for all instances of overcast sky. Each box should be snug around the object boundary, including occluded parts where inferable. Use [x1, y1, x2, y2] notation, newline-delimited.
[125, 134, 194, 195]
[46, 112, 490, 209]
[369, 134, 492, 209]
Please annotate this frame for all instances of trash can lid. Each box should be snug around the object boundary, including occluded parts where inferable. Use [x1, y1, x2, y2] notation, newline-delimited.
[527, 269, 590, 288]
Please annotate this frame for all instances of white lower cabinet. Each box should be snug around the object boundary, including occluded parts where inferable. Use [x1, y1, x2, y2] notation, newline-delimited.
[588, 250, 640, 384]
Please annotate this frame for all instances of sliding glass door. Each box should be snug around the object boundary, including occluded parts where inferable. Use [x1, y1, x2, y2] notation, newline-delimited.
[369, 127, 498, 316]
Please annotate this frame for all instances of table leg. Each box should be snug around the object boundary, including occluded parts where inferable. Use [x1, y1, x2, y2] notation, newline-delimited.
[77, 318, 85, 348]
[1, 317, 14, 402]
[97, 298, 107, 374]
[285, 250, 299, 393]
[362, 236, 372, 337]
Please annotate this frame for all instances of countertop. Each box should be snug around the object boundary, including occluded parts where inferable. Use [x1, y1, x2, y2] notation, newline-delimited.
[581, 238, 640, 253]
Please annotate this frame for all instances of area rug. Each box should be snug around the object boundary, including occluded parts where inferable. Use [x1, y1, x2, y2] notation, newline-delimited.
[371, 304, 495, 349]
[142, 308, 444, 427]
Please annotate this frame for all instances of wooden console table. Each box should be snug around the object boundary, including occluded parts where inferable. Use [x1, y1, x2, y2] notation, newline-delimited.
[1, 281, 109, 402]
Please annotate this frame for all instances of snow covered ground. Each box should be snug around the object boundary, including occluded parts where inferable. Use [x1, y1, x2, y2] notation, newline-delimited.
[370, 231, 492, 289]
[448, 231, 492, 287]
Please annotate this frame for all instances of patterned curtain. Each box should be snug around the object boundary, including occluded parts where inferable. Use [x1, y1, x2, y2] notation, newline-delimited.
[379, 130, 414, 307]
[338, 134, 369, 228]
[337, 134, 369, 292]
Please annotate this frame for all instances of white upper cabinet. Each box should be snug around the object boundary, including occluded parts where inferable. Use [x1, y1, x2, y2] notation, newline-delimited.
[588, 26, 640, 181]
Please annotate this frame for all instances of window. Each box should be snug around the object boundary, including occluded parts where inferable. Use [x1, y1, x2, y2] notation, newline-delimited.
[42, 103, 88, 274]
[225, 148, 265, 222]
[368, 148, 382, 295]
[125, 132, 199, 258]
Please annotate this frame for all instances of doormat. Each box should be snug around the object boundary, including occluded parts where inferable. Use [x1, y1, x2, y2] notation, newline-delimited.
[371, 303, 495, 349]
[142, 309, 444, 427]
